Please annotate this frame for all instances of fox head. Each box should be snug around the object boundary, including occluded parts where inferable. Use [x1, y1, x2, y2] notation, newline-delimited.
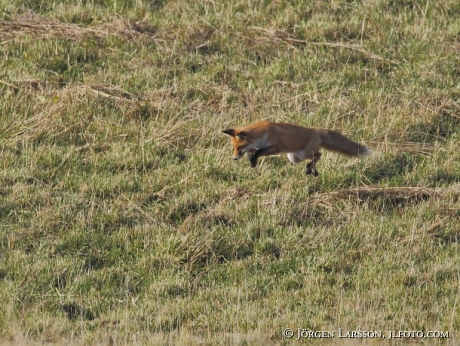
[222, 128, 251, 160]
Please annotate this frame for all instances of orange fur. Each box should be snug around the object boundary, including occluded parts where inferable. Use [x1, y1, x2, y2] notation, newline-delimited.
[222, 121, 369, 176]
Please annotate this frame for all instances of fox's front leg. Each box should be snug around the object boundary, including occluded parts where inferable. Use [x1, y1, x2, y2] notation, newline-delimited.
[306, 161, 318, 176]
[246, 149, 257, 165]
[249, 146, 281, 168]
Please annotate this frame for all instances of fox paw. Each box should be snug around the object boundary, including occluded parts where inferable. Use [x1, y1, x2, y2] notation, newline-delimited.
[250, 158, 258, 168]
[306, 168, 319, 176]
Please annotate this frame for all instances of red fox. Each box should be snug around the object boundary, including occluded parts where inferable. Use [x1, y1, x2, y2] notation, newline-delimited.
[222, 121, 370, 176]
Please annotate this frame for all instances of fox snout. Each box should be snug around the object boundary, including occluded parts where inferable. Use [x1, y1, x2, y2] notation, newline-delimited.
[233, 152, 244, 160]
[222, 128, 250, 161]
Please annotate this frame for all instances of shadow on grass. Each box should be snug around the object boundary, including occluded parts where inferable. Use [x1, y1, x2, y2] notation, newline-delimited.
[364, 152, 426, 185]
[289, 187, 442, 224]
[434, 231, 460, 245]
[327, 186, 434, 211]
[60, 302, 95, 321]
[178, 234, 255, 267]
[169, 201, 208, 225]
[430, 171, 460, 186]
[406, 110, 460, 143]
[284, 205, 343, 228]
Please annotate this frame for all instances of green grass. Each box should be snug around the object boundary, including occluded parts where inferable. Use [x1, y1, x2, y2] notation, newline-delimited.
[1, 0, 460, 345]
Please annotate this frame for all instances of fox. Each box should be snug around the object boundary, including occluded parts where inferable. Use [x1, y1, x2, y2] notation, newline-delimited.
[222, 121, 370, 176]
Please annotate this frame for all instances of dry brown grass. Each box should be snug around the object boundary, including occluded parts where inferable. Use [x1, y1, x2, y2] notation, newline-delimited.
[0, 81, 138, 145]
[250, 26, 400, 64]
[368, 141, 437, 155]
[0, 11, 155, 42]
[312, 186, 460, 204]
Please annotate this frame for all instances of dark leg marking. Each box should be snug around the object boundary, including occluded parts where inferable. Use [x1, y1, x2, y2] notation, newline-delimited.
[250, 146, 280, 168]
[305, 152, 322, 177]
[247, 149, 257, 164]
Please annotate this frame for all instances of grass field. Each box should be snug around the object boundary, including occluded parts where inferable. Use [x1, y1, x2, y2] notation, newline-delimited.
[1, 0, 460, 345]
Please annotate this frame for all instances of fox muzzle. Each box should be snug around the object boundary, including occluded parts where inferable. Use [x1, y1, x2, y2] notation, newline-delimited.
[233, 153, 244, 160]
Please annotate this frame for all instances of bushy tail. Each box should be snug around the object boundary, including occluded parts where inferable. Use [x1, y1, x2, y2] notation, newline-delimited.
[319, 130, 370, 156]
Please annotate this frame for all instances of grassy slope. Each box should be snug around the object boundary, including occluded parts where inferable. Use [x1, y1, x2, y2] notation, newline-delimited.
[1, 0, 460, 344]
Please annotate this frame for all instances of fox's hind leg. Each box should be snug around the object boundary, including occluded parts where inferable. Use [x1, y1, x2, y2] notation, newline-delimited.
[306, 152, 322, 176]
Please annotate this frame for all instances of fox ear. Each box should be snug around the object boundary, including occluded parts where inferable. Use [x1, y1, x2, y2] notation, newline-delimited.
[222, 129, 236, 137]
